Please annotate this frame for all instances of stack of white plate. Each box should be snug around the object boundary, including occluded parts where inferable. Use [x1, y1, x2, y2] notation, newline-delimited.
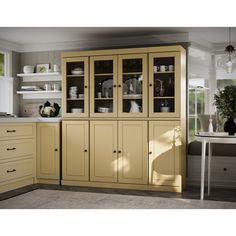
[71, 68, 84, 75]
[98, 107, 110, 113]
[23, 66, 34, 74]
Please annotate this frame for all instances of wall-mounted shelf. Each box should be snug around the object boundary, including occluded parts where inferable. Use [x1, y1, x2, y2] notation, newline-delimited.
[17, 90, 62, 99]
[17, 72, 61, 82]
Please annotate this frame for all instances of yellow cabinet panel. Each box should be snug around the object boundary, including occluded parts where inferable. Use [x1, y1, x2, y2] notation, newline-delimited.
[90, 121, 117, 182]
[118, 121, 148, 184]
[149, 121, 181, 186]
[62, 121, 89, 181]
[37, 123, 60, 180]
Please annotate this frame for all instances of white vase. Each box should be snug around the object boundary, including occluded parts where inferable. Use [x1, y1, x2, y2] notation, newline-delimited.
[129, 100, 140, 113]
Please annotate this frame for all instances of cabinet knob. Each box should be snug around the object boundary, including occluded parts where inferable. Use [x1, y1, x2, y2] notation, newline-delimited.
[113, 85, 117, 88]
[118, 150, 121, 153]
[84, 149, 88, 152]
[118, 85, 121, 88]
[149, 151, 152, 155]
[113, 150, 117, 153]
[54, 148, 58, 152]
[84, 85, 88, 88]
[149, 84, 152, 87]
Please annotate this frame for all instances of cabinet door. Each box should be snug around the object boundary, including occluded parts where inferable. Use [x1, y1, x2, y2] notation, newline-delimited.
[149, 121, 181, 186]
[118, 121, 148, 184]
[37, 123, 60, 180]
[90, 121, 117, 182]
[62, 57, 89, 118]
[149, 52, 180, 118]
[118, 54, 148, 117]
[90, 56, 118, 117]
[62, 121, 89, 181]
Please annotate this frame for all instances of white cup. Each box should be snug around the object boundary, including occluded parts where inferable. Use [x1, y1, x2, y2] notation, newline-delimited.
[160, 65, 168, 72]
[53, 64, 59, 72]
[98, 92, 102, 98]
[44, 84, 51, 91]
[168, 65, 174, 71]
[153, 66, 159, 73]
[52, 83, 60, 91]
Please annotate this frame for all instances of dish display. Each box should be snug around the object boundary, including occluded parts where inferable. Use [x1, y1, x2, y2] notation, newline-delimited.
[97, 107, 110, 113]
[101, 79, 113, 97]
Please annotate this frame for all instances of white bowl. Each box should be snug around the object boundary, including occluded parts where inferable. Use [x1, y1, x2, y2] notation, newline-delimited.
[71, 70, 84, 75]
[71, 108, 84, 113]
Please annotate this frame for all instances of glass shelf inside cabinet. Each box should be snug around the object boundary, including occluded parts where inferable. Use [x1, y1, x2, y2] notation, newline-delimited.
[153, 57, 175, 113]
[66, 61, 85, 114]
[94, 60, 114, 113]
[122, 58, 143, 113]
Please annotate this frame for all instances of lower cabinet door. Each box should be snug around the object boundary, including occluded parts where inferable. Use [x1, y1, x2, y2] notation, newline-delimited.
[90, 121, 117, 182]
[37, 123, 60, 180]
[62, 121, 89, 181]
[118, 121, 148, 184]
[149, 121, 181, 186]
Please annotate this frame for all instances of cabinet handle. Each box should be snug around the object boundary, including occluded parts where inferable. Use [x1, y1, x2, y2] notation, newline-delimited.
[149, 84, 152, 87]
[118, 85, 121, 88]
[84, 85, 88, 88]
[54, 148, 58, 152]
[149, 151, 152, 155]
[6, 130, 16, 133]
[7, 169, 16, 173]
[118, 150, 121, 153]
[84, 149, 88, 152]
[6, 147, 16, 151]
[113, 85, 117, 88]
[113, 150, 117, 153]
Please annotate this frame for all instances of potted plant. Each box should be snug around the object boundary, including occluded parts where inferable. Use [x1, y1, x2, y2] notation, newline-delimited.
[214, 85, 236, 135]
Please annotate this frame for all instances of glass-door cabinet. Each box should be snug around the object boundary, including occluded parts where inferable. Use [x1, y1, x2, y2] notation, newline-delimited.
[118, 54, 147, 117]
[149, 52, 180, 118]
[62, 57, 89, 117]
[90, 56, 117, 117]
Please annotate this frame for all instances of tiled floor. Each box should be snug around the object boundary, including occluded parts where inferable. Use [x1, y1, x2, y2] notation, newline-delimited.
[0, 184, 236, 209]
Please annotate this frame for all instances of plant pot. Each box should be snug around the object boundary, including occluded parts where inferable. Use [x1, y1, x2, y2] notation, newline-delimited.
[224, 118, 236, 135]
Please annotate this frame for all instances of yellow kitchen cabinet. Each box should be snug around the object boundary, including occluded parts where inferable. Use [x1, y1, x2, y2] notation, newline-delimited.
[62, 121, 89, 181]
[0, 123, 36, 194]
[90, 121, 117, 182]
[118, 121, 148, 184]
[36, 123, 60, 183]
[148, 52, 181, 118]
[62, 57, 89, 118]
[90, 55, 118, 117]
[149, 121, 183, 187]
[118, 54, 148, 117]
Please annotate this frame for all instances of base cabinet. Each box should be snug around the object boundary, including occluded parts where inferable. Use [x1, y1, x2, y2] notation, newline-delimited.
[62, 121, 89, 181]
[90, 121, 117, 182]
[36, 123, 60, 182]
[149, 121, 182, 187]
[90, 120, 148, 185]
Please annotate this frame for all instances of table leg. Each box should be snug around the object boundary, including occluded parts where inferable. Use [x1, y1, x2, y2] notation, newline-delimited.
[208, 142, 212, 196]
[201, 140, 206, 200]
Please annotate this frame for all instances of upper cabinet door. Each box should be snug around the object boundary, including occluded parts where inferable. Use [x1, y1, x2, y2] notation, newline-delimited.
[118, 54, 148, 117]
[90, 56, 118, 117]
[149, 52, 180, 118]
[62, 57, 89, 118]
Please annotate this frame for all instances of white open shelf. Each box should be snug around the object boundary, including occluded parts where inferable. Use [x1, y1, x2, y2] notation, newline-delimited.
[17, 72, 61, 82]
[17, 90, 62, 99]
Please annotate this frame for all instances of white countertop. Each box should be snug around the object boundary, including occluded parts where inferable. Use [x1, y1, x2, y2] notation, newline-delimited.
[0, 117, 61, 123]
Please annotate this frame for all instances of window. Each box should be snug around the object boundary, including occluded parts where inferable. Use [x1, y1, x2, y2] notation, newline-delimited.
[0, 52, 5, 76]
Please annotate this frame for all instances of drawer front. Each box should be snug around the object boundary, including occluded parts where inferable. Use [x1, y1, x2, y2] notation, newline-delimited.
[0, 139, 34, 161]
[0, 124, 34, 139]
[0, 158, 33, 183]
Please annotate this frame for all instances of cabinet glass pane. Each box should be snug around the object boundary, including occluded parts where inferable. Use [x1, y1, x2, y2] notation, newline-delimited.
[94, 60, 114, 113]
[122, 58, 143, 113]
[66, 61, 85, 113]
[153, 57, 175, 113]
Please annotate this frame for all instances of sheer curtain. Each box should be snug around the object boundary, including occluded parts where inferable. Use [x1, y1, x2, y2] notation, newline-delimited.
[0, 76, 13, 114]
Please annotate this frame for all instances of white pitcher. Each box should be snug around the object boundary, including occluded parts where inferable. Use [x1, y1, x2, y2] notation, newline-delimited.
[129, 100, 140, 113]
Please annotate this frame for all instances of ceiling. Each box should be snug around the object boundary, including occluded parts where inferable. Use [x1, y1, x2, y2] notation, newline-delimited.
[0, 27, 235, 45]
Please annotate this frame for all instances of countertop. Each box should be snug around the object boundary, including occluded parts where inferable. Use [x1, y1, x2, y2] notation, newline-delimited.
[0, 117, 62, 123]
